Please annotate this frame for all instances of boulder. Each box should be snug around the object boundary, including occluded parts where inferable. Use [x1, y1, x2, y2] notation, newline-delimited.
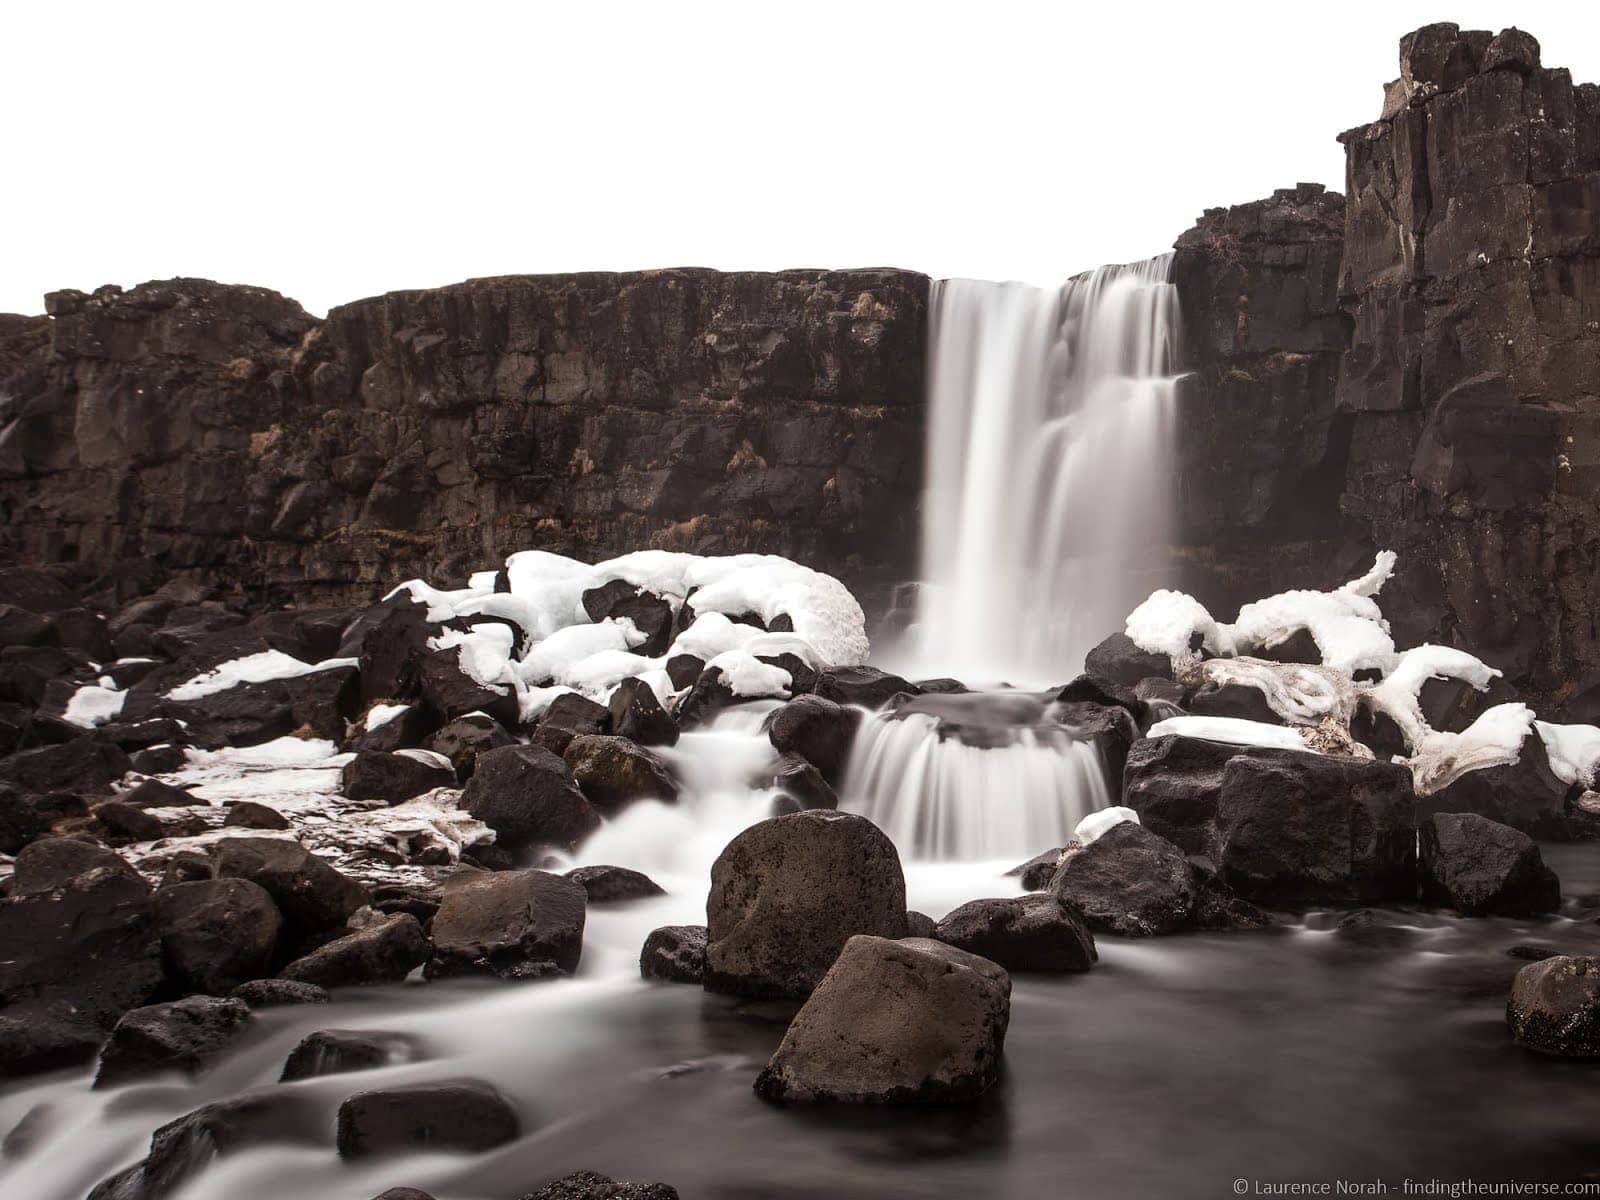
[278, 912, 430, 988]
[415, 646, 519, 728]
[754, 936, 1010, 1104]
[1481, 26, 1540, 73]
[812, 666, 917, 710]
[341, 750, 456, 804]
[521, 1171, 681, 1200]
[427, 869, 587, 979]
[1184, 680, 1285, 725]
[374, 1192, 438, 1200]
[92, 800, 166, 842]
[665, 654, 705, 692]
[1122, 735, 1279, 856]
[94, 996, 253, 1087]
[348, 703, 437, 754]
[705, 810, 908, 998]
[154, 878, 283, 995]
[212, 837, 370, 934]
[608, 676, 679, 747]
[223, 800, 291, 829]
[1508, 956, 1600, 1057]
[562, 734, 679, 814]
[1049, 822, 1202, 937]
[640, 925, 707, 984]
[229, 979, 330, 1008]
[905, 910, 938, 938]
[1418, 812, 1561, 916]
[672, 666, 739, 728]
[0, 786, 86, 854]
[0, 1007, 106, 1080]
[1051, 700, 1139, 797]
[355, 601, 434, 706]
[1214, 752, 1416, 905]
[120, 778, 207, 808]
[933, 894, 1097, 972]
[459, 744, 600, 850]
[1007, 847, 1065, 891]
[1417, 735, 1571, 838]
[280, 1028, 420, 1081]
[764, 751, 838, 811]
[0, 738, 130, 795]
[565, 864, 666, 903]
[763, 694, 861, 785]
[424, 713, 516, 778]
[582, 582, 675, 657]
[530, 692, 611, 755]
[1084, 632, 1172, 685]
[335, 1080, 520, 1159]
[160, 850, 215, 885]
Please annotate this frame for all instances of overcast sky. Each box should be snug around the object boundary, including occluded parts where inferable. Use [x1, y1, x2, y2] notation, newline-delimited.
[5, 2, 1596, 316]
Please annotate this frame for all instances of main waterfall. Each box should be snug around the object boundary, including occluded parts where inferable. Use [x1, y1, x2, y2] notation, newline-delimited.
[911, 257, 1182, 685]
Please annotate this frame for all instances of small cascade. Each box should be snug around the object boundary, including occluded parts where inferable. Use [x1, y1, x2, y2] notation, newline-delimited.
[840, 693, 1110, 861]
[911, 256, 1182, 685]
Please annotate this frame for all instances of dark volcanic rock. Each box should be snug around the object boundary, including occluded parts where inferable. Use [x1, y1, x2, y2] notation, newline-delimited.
[1122, 735, 1293, 856]
[154, 878, 283, 995]
[280, 1029, 420, 1081]
[278, 912, 430, 988]
[583, 582, 675, 657]
[459, 744, 600, 850]
[763, 694, 861, 785]
[223, 800, 291, 829]
[640, 925, 707, 984]
[414, 646, 518, 728]
[608, 676, 679, 747]
[0, 787, 87, 854]
[531, 692, 612, 755]
[427, 869, 587, 979]
[754, 935, 1010, 1104]
[94, 996, 253, 1087]
[212, 837, 370, 935]
[520, 1170, 681, 1200]
[0, 1009, 107, 1080]
[562, 734, 678, 814]
[1008, 847, 1066, 892]
[120, 778, 207, 808]
[705, 810, 908, 998]
[336, 1080, 520, 1158]
[341, 749, 457, 804]
[1084, 632, 1173, 685]
[565, 864, 666, 903]
[229, 979, 330, 1008]
[764, 751, 839, 812]
[0, 738, 129, 795]
[1048, 822, 1201, 937]
[1417, 735, 1571, 838]
[933, 894, 1097, 972]
[812, 666, 917, 710]
[424, 712, 516, 778]
[1508, 956, 1600, 1057]
[1184, 680, 1285, 725]
[1418, 812, 1561, 916]
[1214, 751, 1417, 905]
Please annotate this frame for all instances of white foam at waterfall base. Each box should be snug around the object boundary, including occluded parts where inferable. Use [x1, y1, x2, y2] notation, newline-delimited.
[902, 257, 1181, 686]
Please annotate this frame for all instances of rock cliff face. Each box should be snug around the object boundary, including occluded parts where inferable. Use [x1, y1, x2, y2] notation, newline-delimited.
[1172, 24, 1600, 713]
[0, 271, 927, 606]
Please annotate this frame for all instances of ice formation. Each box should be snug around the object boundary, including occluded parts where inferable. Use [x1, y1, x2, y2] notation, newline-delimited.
[1073, 806, 1139, 845]
[167, 650, 357, 701]
[62, 680, 127, 728]
[1536, 721, 1600, 790]
[1146, 715, 1312, 751]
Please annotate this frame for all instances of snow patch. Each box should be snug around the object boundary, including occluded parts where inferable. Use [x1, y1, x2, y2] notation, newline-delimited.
[167, 651, 357, 702]
[1536, 720, 1600, 789]
[1074, 806, 1139, 845]
[62, 683, 126, 728]
[1147, 715, 1311, 751]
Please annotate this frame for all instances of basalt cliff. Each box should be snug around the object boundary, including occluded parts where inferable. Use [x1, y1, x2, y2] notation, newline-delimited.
[1, 23, 1596, 708]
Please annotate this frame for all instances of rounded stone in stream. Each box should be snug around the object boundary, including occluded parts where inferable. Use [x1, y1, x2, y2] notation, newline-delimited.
[640, 925, 707, 984]
[278, 912, 430, 988]
[566, 864, 666, 903]
[1508, 955, 1600, 1057]
[230, 979, 330, 1008]
[1418, 811, 1561, 916]
[608, 676, 679, 747]
[755, 935, 1011, 1104]
[1048, 821, 1201, 937]
[94, 995, 253, 1088]
[341, 749, 457, 804]
[763, 694, 860, 784]
[459, 744, 600, 851]
[427, 868, 587, 979]
[280, 1028, 420, 1081]
[934, 894, 1097, 972]
[153, 877, 283, 995]
[222, 800, 291, 829]
[335, 1079, 520, 1159]
[562, 734, 680, 815]
[521, 1170, 682, 1199]
[372, 1191, 438, 1200]
[706, 809, 909, 999]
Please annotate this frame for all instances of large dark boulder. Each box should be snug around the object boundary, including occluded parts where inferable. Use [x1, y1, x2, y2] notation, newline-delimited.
[154, 878, 283, 995]
[582, 582, 675, 657]
[230, 979, 330, 1008]
[1417, 735, 1572, 838]
[1052, 699, 1140, 797]
[640, 925, 707, 984]
[0, 737, 129, 795]
[94, 995, 253, 1087]
[1184, 680, 1285, 725]
[1214, 752, 1416, 905]
[424, 712, 516, 778]
[427, 869, 587, 979]
[414, 646, 518, 728]
[531, 692, 611, 754]
[336, 1080, 520, 1158]
[705, 810, 908, 998]
[933, 894, 1097, 972]
[0, 785, 87, 854]
[223, 800, 291, 829]
[1049, 822, 1201, 937]
[1122, 735, 1284, 856]
[459, 744, 599, 850]
[754, 935, 1010, 1104]
[764, 694, 861, 785]
[1419, 812, 1561, 916]
[341, 750, 457, 804]
[355, 600, 435, 706]
[278, 912, 430, 988]
[1084, 632, 1173, 685]
[607, 677, 678, 747]
[212, 837, 370, 935]
[280, 1028, 420, 1081]
[812, 666, 917, 710]
[562, 734, 678, 814]
[0, 1008, 107, 1080]
[520, 1171, 680, 1200]
[565, 864, 665, 903]
[1508, 956, 1600, 1058]
[764, 751, 838, 812]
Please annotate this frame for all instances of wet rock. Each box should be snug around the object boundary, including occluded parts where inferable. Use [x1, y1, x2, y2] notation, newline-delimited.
[763, 694, 861, 785]
[1418, 812, 1561, 917]
[94, 996, 253, 1088]
[212, 837, 370, 935]
[0, 737, 130, 795]
[530, 692, 611, 755]
[1184, 680, 1285, 725]
[119, 778, 206, 808]
[335, 1079, 520, 1159]
[904, 910, 937, 939]
[640, 925, 707, 984]
[372, 1191, 438, 1200]
[1122, 735, 1280, 857]
[1417, 735, 1571, 839]
[583, 582, 675, 657]
[223, 800, 291, 829]
[280, 1029, 420, 1081]
[0, 1008, 106, 1080]
[1049, 822, 1201, 937]
[705, 810, 908, 998]
[764, 751, 838, 811]
[754, 936, 1010, 1104]
[130, 745, 187, 775]
[608, 676, 679, 747]
[812, 665, 917, 710]
[521, 1170, 681, 1200]
[1215, 752, 1417, 905]
[348, 703, 437, 754]
[92, 800, 166, 842]
[1508, 956, 1600, 1058]
[424, 713, 516, 778]
[229, 979, 330, 1008]
[563, 734, 678, 814]
[933, 894, 1097, 972]
[1007, 847, 1066, 892]
[154, 878, 283, 995]
[1084, 632, 1173, 685]
[565, 864, 666, 903]
[355, 600, 436, 706]
[1051, 699, 1140, 796]
[672, 666, 739, 728]
[1333, 909, 1418, 949]
[665, 654, 705, 692]
[459, 744, 600, 850]
[279, 912, 430, 988]
[341, 750, 457, 804]
[415, 646, 519, 728]
[427, 869, 587, 979]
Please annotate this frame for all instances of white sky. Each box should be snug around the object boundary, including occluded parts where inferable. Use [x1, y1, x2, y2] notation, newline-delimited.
[4, 1, 1597, 316]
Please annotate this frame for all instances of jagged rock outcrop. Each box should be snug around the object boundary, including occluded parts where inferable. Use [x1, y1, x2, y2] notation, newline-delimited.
[0, 271, 927, 608]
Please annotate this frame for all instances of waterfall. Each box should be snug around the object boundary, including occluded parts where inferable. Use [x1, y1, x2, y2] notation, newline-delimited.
[912, 256, 1181, 686]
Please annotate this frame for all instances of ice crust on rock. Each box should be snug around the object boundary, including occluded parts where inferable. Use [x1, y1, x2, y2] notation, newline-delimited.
[1074, 806, 1139, 845]
[1536, 721, 1600, 790]
[166, 650, 358, 701]
[63, 680, 128, 727]
[1146, 715, 1312, 750]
